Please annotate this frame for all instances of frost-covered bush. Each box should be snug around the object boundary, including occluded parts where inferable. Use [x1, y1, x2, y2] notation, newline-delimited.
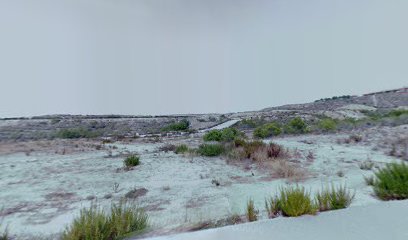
[253, 122, 282, 139]
[318, 118, 337, 132]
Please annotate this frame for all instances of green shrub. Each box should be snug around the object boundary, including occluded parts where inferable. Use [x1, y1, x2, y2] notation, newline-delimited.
[198, 144, 224, 157]
[318, 118, 337, 132]
[316, 185, 354, 211]
[161, 119, 190, 132]
[56, 128, 101, 139]
[203, 128, 241, 142]
[62, 201, 148, 240]
[284, 117, 308, 134]
[174, 144, 189, 154]
[203, 130, 223, 141]
[246, 199, 258, 222]
[278, 186, 317, 217]
[372, 162, 408, 200]
[253, 122, 282, 139]
[124, 155, 140, 168]
[386, 109, 408, 118]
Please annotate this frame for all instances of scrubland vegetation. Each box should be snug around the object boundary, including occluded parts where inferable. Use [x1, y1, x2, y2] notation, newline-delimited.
[161, 119, 190, 132]
[62, 201, 148, 240]
[371, 162, 408, 200]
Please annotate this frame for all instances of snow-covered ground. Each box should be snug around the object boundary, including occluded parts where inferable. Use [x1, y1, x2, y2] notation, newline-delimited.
[145, 199, 408, 240]
[0, 133, 403, 239]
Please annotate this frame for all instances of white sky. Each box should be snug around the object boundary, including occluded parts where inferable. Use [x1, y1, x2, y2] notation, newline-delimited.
[0, 0, 407, 117]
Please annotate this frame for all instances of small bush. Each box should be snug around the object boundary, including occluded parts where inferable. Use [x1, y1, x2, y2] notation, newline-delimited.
[284, 117, 308, 134]
[203, 130, 223, 141]
[161, 119, 190, 132]
[198, 144, 224, 157]
[174, 144, 189, 154]
[246, 199, 258, 222]
[386, 109, 408, 118]
[318, 118, 337, 132]
[159, 144, 176, 152]
[372, 162, 408, 200]
[203, 128, 241, 142]
[253, 122, 282, 139]
[56, 128, 101, 139]
[124, 155, 140, 168]
[316, 185, 354, 211]
[243, 140, 266, 159]
[62, 201, 148, 240]
[278, 186, 317, 217]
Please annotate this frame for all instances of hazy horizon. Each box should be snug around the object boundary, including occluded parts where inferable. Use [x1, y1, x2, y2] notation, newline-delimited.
[1, 0, 407, 118]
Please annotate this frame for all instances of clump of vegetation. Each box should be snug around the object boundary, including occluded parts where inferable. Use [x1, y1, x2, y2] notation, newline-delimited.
[278, 186, 317, 217]
[238, 117, 266, 129]
[372, 162, 408, 200]
[159, 144, 176, 152]
[284, 117, 308, 134]
[174, 144, 189, 154]
[359, 161, 375, 170]
[123, 155, 140, 168]
[318, 118, 337, 132]
[385, 109, 408, 118]
[253, 122, 282, 139]
[56, 128, 101, 139]
[246, 199, 258, 222]
[198, 144, 224, 157]
[203, 128, 242, 142]
[161, 119, 190, 132]
[316, 185, 355, 211]
[62, 201, 148, 240]
[265, 197, 281, 219]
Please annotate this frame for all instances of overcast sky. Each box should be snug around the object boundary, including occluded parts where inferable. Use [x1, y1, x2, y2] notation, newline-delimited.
[0, 0, 407, 117]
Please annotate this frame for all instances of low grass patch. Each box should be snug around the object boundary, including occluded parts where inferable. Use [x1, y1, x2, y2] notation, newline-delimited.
[372, 162, 408, 200]
[198, 144, 224, 157]
[316, 185, 355, 211]
[246, 199, 258, 222]
[62, 201, 148, 240]
[174, 144, 189, 154]
[124, 155, 140, 168]
[265, 186, 317, 218]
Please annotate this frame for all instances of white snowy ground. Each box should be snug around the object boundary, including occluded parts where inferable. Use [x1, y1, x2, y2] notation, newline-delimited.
[145, 199, 408, 240]
[0, 133, 403, 239]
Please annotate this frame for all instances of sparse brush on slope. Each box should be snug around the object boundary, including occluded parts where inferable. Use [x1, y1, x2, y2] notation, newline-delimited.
[198, 144, 224, 157]
[174, 144, 189, 154]
[316, 185, 355, 211]
[372, 162, 408, 200]
[62, 201, 148, 240]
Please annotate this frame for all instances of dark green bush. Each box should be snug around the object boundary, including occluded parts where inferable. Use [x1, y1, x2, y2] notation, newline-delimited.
[253, 122, 282, 139]
[203, 130, 223, 141]
[203, 128, 241, 142]
[318, 118, 337, 132]
[161, 119, 190, 132]
[124, 155, 140, 167]
[316, 185, 354, 211]
[386, 109, 408, 118]
[62, 201, 148, 240]
[372, 162, 408, 200]
[56, 128, 101, 139]
[198, 144, 224, 157]
[174, 144, 189, 154]
[284, 117, 308, 134]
